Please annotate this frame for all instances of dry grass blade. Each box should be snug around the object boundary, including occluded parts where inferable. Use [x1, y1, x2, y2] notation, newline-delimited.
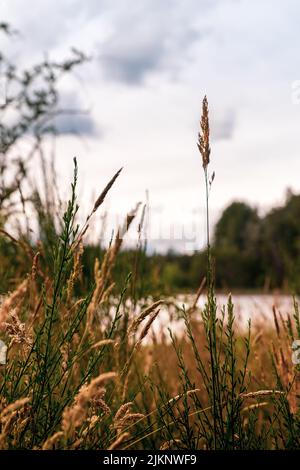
[128, 300, 163, 336]
[189, 276, 206, 312]
[0, 228, 34, 259]
[138, 309, 160, 344]
[240, 390, 285, 399]
[91, 339, 114, 349]
[73, 167, 123, 249]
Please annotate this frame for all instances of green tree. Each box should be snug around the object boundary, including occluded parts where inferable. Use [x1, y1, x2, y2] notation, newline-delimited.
[261, 191, 300, 290]
[213, 202, 263, 288]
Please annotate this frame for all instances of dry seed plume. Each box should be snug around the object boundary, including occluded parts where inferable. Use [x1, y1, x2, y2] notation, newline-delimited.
[197, 95, 211, 169]
[62, 372, 116, 436]
[160, 440, 186, 450]
[114, 402, 144, 436]
[120, 308, 160, 382]
[0, 396, 31, 447]
[0, 397, 30, 419]
[240, 390, 285, 399]
[74, 167, 123, 248]
[108, 432, 130, 450]
[189, 276, 206, 312]
[0, 279, 29, 327]
[80, 415, 100, 438]
[30, 251, 40, 281]
[3, 309, 32, 350]
[93, 167, 123, 213]
[138, 309, 160, 344]
[67, 241, 84, 303]
[114, 402, 133, 423]
[42, 431, 64, 450]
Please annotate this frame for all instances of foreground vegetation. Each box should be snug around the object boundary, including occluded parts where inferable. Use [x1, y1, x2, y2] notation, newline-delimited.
[0, 97, 299, 450]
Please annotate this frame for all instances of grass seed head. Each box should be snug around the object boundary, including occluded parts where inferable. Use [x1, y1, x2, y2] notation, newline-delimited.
[197, 95, 211, 169]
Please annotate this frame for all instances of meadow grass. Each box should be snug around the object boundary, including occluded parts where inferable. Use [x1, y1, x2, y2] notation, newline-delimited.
[0, 98, 299, 450]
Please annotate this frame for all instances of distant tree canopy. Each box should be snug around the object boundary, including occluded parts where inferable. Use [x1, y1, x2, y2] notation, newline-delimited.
[213, 201, 263, 289]
[261, 191, 300, 290]
[214, 202, 260, 252]
[212, 193, 300, 291]
[140, 193, 300, 293]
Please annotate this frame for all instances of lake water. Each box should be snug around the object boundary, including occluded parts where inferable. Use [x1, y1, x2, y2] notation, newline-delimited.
[152, 293, 299, 339]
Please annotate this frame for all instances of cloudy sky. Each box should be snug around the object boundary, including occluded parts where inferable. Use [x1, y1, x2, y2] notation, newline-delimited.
[2, 0, 300, 251]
